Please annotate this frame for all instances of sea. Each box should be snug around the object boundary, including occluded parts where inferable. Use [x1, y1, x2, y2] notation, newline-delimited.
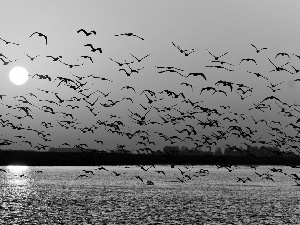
[1, 165, 300, 224]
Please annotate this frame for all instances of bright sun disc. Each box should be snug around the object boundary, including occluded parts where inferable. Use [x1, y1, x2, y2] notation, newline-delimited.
[9, 67, 28, 85]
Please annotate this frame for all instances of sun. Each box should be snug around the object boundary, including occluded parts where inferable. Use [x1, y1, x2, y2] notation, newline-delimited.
[9, 67, 29, 85]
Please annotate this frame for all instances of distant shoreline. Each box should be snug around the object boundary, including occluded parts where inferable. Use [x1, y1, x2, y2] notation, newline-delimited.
[0, 151, 299, 166]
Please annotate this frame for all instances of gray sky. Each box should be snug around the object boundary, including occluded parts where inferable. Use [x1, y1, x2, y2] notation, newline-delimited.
[1, 0, 300, 153]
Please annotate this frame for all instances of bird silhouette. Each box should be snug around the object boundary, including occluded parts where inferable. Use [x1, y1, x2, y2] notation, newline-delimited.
[132, 175, 144, 182]
[46, 55, 62, 61]
[172, 42, 198, 56]
[84, 44, 102, 53]
[239, 58, 257, 65]
[206, 49, 228, 60]
[130, 53, 150, 62]
[0, 37, 19, 45]
[76, 174, 89, 179]
[98, 167, 108, 171]
[30, 32, 47, 45]
[275, 52, 290, 59]
[186, 72, 207, 80]
[77, 55, 93, 63]
[25, 53, 39, 61]
[251, 44, 267, 53]
[115, 33, 144, 40]
[77, 29, 96, 36]
[237, 177, 251, 183]
[268, 58, 292, 73]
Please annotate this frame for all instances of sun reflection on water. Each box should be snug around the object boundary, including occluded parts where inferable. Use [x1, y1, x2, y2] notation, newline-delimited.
[6, 165, 29, 174]
[5, 165, 30, 186]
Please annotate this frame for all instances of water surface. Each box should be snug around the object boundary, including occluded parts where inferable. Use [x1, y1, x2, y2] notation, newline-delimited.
[1, 165, 300, 224]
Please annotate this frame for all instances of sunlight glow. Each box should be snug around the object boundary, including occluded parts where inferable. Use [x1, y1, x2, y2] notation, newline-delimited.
[6, 165, 29, 173]
[9, 67, 29, 85]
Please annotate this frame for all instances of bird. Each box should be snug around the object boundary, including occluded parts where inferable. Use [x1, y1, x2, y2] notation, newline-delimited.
[250, 44, 267, 53]
[0, 169, 7, 173]
[186, 72, 207, 80]
[130, 53, 150, 62]
[30, 32, 47, 45]
[206, 49, 228, 60]
[110, 58, 134, 66]
[115, 33, 144, 40]
[210, 60, 234, 66]
[0, 37, 19, 45]
[180, 82, 193, 91]
[146, 180, 154, 185]
[268, 58, 292, 73]
[77, 29, 96, 36]
[155, 170, 166, 175]
[84, 44, 102, 53]
[200, 87, 216, 94]
[237, 177, 251, 183]
[0, 57, 17, 65]
[87, 74, 113, 82]
[246, 71, 268, 80]
[205, 65, 234, 71]
[132, 175, 144, 182]
[275, 52, 290, 59]
[212, 89, 228, 97]
[172, 42, 198, 56]
[46, 55, 62, 61]
[25, 53, 40, 61]
[77, 55, 93, 63]
[83, 170, 94, 175]
[121, 86, 136, 92]
[98, 167, 108, 171]
[215, 80, 234, 92]
[239, 58, 257, 65]
[76, 174, 89, 179]
[112, 171, 122, 176]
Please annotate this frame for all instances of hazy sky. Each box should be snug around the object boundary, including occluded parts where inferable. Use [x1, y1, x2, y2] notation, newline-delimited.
[1, 1, 300, 153]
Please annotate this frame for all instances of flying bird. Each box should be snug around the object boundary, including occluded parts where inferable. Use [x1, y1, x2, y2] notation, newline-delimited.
[250, 44, 267, 53]
[275, 52, 290, 59]
[172, 42, 198, 56]
[206, 49, 228, 60]
[239, 58, 257, 65]
[130, 53, 150, 62]
[77, 29, 96, 36]
[84, 44, 102, 53]
[77, 55, 93, 63]
[0, 37, 19, 45]
[30, 32, 47, 45]
[186, 72, 206, 80]
[25, 53, 40, 61]
[115, 33, 144, 40]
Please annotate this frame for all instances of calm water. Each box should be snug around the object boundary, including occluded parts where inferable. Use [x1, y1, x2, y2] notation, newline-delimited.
[1, 165, 300, 224]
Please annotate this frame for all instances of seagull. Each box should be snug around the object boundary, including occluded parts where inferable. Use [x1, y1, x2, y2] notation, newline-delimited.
[130, 53, 150, 62]
[76, 174, 89, 179]
[84, 44, 102, 53]
[77, 29, 96, 36]
[0, 37, 19, 45]
[239, 58, 257, 65]
[0, 169, 7, 173]
[186, 73, 207, 80]
[115, 33, 144, 40]
[30, 32, 47, 45]
[250, 44, 267, 53]
[206, 49, 228, 60]
[25, 53, 40, 61]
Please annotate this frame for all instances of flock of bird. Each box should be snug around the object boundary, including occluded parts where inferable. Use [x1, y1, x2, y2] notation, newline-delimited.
[1, 29, 300, 184]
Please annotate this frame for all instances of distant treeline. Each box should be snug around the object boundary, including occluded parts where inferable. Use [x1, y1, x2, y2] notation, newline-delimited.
[0, 144, 299, 166]
[165, 145, 298, 158]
